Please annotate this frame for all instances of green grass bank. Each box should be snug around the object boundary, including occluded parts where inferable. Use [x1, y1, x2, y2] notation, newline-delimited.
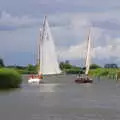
[89, 68, 120, 80]
[0, 68, 22, 89]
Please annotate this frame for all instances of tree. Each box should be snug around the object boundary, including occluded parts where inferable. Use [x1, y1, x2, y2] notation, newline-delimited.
[27, 64, 35, 71]
[59, 61, 72, 70]
[104, 64, 118, 68]
[65, 60, 69, 64]
[0, 58, 5, 67]
[90, 64, 101, 69]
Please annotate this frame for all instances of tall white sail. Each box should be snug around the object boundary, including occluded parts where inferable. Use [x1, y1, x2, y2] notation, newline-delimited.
[85, 30, 91, 75]
[39, 16, 61, 75]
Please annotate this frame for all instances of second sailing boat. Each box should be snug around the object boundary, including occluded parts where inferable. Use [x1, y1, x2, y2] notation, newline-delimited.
[75, 29, 93, 83]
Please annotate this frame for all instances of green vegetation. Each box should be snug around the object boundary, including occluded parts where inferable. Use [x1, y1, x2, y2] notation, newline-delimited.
[59, 61, 120, 78]
[59, 61, 81, 74]
[88, 63, 120, 80]
[0, 57, 120, 81]
[18, 64, 37, 74]
[89, 68, 120, 79]
[59, 62, 103, 74]
[0, 58, 5, 67]
[0, 68, 22, 89]
[7, 64, 38, 74]
[90, 64, 101, 69]
[64, 67, 81, 74]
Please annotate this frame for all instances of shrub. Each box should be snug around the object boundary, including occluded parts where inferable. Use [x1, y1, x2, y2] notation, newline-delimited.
[0, 68, 22, 89]
[90, 64, 101, 69]
[89, 68, 120, 80]
[0, 58, 5, 67]
[65, 68, 80, 74]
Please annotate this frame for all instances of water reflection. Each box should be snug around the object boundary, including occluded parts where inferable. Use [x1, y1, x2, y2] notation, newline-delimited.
[39, 84, 59, 92]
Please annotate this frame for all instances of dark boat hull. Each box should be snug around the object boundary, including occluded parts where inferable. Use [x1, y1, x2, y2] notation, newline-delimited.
[75, 78, 93, 83]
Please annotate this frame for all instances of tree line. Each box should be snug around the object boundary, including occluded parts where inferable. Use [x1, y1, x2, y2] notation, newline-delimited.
[0, 58, 119, 74]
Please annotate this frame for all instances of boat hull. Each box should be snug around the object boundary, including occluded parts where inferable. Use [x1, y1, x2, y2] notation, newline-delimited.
[28, 78, 43, 84]
[75, 78, 93, 84]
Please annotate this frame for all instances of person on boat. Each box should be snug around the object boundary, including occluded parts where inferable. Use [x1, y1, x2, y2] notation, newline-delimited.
[86, 74, 89, 80]
[77, 70, 83, 78]
[77, 74, 81, 78]
[30, 74, 34, 79]
[38, 73, 43, 79]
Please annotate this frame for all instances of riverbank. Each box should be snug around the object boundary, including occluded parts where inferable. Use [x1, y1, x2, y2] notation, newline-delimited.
[0, 68, 22, 89]
[89, 68, 120, 80]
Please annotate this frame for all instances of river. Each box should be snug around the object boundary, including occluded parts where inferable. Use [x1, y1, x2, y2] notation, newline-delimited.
[0, 74, 120, 120]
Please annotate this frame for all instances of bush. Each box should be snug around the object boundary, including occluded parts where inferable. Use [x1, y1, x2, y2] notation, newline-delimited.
[0, 58, 5, 67]
[65, 68, 80, 74]
[0, 68, 22, 89]
[89, 68, 120, 80]
[90, 64, 101, 69]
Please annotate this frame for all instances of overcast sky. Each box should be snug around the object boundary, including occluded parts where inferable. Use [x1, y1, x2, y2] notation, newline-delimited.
[0, 0, 120, 66]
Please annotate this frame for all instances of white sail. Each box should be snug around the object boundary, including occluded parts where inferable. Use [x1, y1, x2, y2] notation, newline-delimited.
[38, 16, 61, 75]
[85, 30, 91, 75]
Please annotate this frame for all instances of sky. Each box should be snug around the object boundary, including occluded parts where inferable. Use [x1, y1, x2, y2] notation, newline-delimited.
[0, 0, 120, 66]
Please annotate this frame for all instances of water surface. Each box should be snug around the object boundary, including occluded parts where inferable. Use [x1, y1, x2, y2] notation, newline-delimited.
[0, 75, 120, 120]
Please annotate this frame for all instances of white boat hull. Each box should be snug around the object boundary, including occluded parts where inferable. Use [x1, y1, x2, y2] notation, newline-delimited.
[28, 78, 41, 84]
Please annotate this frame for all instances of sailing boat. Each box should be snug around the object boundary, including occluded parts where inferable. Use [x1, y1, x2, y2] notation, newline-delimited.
[28, 16, 61, 84]
[75, 29, 93, 83]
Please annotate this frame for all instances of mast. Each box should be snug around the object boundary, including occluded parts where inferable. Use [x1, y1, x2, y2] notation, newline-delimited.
[37, 28, 42, 65]
[85, 29, 91, 75]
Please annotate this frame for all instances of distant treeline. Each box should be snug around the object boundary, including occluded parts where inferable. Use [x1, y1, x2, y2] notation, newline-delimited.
[0, 58, 120, 77]
[7, 64, 38, 74]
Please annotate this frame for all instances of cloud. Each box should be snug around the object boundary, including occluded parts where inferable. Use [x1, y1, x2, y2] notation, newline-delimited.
[58, 42, 86, 60]
[0, 11, 41, 31]
[0, 11, 71, 31]
[92, 20, 120, 31]
[0, 0, 120, 65]
[58, 36, 120, 64]
[1, 0, 120, 17]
